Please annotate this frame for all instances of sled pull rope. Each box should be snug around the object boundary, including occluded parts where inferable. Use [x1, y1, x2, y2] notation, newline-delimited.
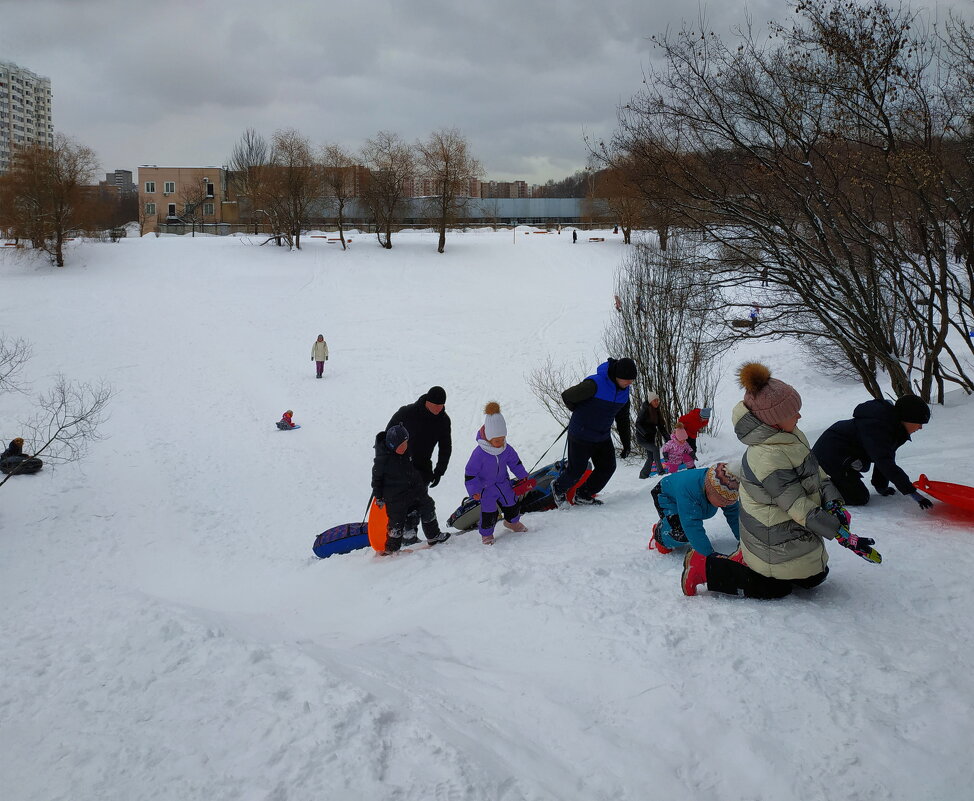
[528, 425, 568, 473]
[361, 492, 375, 523]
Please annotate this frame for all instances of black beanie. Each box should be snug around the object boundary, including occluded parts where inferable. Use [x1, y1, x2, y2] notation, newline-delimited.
[426, 385, 447, 404]
[894, 395, 930, 424]
[611, 358, 637, 381]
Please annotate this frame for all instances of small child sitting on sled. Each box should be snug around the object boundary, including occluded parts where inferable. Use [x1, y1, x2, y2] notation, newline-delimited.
[277, 410, 297, 430]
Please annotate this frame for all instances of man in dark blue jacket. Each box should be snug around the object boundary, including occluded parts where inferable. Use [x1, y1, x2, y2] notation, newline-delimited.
[812, 395, 933, 509]
[551, 357, 636, 506]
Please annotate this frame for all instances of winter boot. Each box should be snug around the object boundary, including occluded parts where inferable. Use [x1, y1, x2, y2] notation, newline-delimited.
[573, 492, 603, 506]
[551, 486, 568, 509]
[503, 520, 528, 533]
[481, 534, 495, 545]
[681, 549, 708, 596]
[426, 530, 451, 546]
[648, 522, 673, 554]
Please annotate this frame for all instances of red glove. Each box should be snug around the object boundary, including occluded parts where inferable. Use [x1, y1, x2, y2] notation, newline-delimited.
[513, 477, 537, 496]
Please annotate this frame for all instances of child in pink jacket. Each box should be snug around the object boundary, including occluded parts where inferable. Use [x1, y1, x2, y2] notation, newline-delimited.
[662, 425, 695, 473]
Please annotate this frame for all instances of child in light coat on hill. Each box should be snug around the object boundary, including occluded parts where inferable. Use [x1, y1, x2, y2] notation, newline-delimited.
[661, 425, 695, 473]
[463, 402, 536, 545]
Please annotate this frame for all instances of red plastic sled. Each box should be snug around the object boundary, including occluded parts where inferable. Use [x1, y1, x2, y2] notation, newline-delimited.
[913, 474, 974, 510]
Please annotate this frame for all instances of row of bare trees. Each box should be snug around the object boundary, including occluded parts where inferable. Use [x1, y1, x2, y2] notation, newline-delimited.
[0, 134, 103, 267]
[594, 0, 974, 404]
[227, 127, 482, 253]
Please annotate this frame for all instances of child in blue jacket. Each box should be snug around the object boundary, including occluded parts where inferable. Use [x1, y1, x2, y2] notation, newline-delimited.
[649, 463, 741, 555]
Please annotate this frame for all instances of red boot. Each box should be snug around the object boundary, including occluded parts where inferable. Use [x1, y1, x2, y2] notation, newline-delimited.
[648, 522, 673, 554]
[681, 549, 708, 596]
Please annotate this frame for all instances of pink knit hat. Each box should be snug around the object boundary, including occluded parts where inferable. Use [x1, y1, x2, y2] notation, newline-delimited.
[738, 362, 802, 426]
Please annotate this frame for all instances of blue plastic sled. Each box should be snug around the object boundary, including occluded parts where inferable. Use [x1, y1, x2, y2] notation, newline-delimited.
[313, 522, 370, 558]
[276, 423, 301, 430]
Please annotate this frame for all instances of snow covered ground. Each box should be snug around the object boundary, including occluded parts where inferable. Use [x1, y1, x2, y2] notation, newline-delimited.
[1, 228, 972, 801]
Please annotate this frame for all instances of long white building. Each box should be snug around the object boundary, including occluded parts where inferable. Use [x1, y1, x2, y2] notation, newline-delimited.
[0, 60, 54, 173]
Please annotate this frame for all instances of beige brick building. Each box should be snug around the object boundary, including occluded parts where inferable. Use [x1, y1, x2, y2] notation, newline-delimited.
[138, 165, 238, 230]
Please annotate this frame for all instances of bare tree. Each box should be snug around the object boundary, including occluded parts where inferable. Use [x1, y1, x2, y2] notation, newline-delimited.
[527, 356, 591, 429]
[361, 131, 414, 249]
[0, 134, 98, 267]
[0, 334, 31, 394]
[178, 181, 212, 237]
[599, 0, 974, 402]
[227, 129, 269, 235]
[415, 128, 483, 253]
[321, 144, 357, 250]
[590, 161, 645, 244]
[263, 129, 323, 250]
[605, 239, 730, 431]
[0, 375, 113, 489]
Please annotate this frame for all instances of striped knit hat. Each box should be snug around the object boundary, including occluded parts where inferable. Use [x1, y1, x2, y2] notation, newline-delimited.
[706, 462, 740, 503]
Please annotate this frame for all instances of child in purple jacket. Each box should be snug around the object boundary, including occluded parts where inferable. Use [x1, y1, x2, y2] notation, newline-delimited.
[662, 424, 696, 473]
[464, 402, 536, 545]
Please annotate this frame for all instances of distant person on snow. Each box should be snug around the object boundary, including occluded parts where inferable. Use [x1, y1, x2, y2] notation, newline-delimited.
[812, 395, 933, 509]
[649, 463, 740, 555]
[661, 425, 695, 474]
[678, 406, 712, 459]
[463, 402, 537, 546]
[0, 437, 42, 475]
[572, 230, 578, 244]
[311, 334, 329, 379]
[386, 386, 452, 488]
[277, 410, 297, 430]
[551, 357, 636, 507]
[635, 391, 668, 479]
[371, 423, 449, 554]
[682, 363, 871, 598]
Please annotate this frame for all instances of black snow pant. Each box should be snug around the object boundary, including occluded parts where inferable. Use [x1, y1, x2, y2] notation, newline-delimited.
[829, 469, 872, 507]
[386, 492, 441, 547]
[705, 555, 829, 599]
[552, 436, 616, 499]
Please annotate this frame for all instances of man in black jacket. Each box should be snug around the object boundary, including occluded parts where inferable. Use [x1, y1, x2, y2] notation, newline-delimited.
[812, 395, 933, 509]
[386, 385, 452, 487]
[551, 358, 636, 506]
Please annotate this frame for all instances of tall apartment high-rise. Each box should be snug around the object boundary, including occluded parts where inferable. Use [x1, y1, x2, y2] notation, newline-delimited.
[0, 60, 54, 173]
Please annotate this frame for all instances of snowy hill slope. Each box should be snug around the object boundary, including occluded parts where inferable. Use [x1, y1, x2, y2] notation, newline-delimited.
[1, 230, 972, 801]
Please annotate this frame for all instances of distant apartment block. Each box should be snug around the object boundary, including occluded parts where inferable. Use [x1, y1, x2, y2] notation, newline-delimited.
[480, 180, 531, 199]
[404, 176, 482, 198]
[0, 60, 54, 173]
[101, 169, 136, 194]
[138, 166, 236, 227]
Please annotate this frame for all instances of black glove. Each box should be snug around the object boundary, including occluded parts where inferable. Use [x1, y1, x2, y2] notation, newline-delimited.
[375, 498, 385, 509]
[871, 478, 895, 496]
[429, 471, 442, 488]
[619, 446, 631, 459]
[910, 491, 933, 510]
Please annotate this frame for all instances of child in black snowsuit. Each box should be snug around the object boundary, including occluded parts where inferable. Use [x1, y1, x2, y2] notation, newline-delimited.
[371, 423, 449, 553]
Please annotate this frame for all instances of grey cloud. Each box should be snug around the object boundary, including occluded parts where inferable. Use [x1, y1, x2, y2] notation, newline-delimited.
[2, 0, 972, 182]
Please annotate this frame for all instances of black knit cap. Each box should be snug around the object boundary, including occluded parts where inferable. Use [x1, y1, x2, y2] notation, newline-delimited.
[610, 358, 638, 381]
[385, 423, 409, 450]
[894, 395, 930, 424]
[426, 386, 447, 404]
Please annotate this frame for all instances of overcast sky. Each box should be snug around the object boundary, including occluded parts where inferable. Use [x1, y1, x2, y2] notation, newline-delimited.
[1, 0, 969, 184]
